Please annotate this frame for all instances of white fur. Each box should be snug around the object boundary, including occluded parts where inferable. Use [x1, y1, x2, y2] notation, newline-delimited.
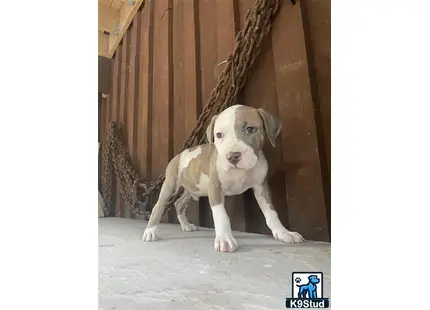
[142, 226, 158, 242]
[211, 204, 238, 252]
[178, 146, 202, 174]
[215, 153, 267, 196]
[178, 213, 198, 232]
[214, 106, 259, 171]
[195, 173, 209, 195]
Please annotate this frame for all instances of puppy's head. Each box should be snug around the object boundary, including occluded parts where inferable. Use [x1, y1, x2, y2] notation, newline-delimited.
[206, 105, 281, 171]
[308, 275, 320, 284]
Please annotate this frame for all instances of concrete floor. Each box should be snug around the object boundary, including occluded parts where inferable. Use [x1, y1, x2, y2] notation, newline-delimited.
[99, 218, 331, 310]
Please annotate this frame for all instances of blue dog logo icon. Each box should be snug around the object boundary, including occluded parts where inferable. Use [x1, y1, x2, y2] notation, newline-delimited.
[286, 272, 329, 308]
[296, 274, 320, 299]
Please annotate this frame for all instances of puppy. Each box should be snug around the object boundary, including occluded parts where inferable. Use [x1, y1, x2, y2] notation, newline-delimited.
[142, 104, 304, 252]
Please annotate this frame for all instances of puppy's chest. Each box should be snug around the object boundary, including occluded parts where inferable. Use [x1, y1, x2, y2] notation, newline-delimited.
[218, 170, 253, 195]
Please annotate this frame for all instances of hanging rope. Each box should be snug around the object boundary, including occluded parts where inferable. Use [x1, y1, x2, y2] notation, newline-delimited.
[101, 0, 287, 219]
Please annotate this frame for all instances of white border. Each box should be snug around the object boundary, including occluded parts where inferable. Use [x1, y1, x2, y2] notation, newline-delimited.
[1, 1, 430, 309]
[0, 1, 97, 309]
[332, 0, 430, 309]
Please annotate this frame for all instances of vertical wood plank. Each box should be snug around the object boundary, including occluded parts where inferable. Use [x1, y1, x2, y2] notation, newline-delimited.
[105, 59, 113, 145]
[302, 0, 331, 174]
[181, 0, 201, 226]
[301, 0, 331, 235]
[172, 0, 184, 224]
[104, 61, 114, 217]
[216, 0, 246, 232]
[120, 31, 131, 218]
[111, 46, 122, 217]
[152, 0, 173, 222]
[99, 96, 107, 193]
[126, 17, 142, 219]
[197, 0, 218, 228]
[151, 0, 171, 179]
[100, 97, 107, 151]
[172, 0, 185, 156]
[98, 94, 102, 191]
[137, 3, 154, 178]
[119, 34, 130, 129]
[271, 2, 329, 241]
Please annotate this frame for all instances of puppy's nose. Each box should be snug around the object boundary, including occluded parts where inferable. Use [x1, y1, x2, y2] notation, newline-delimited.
[227, 152, 241, 165]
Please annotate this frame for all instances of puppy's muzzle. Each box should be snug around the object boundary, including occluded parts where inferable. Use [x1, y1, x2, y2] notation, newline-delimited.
[227, 151, 241, 165]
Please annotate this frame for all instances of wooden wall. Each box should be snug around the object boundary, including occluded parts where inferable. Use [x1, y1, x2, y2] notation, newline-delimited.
[99, 0, 331, 242]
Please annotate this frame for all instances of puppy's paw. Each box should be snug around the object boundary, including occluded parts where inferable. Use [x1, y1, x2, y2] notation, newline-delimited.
[181, 223, 198, 232]
[273, 229, 304, 244]
[142, 226, 158, 242]
[214, 234, 238, 252]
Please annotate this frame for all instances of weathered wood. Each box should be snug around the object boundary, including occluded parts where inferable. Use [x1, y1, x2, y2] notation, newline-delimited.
[98, 56, 111, 94]
[271, 1, 329, 241]
[98, 3, 120, 33]
[107, 0, 144, 58]
[111, 0, 125, 10]
[118, 31, 130, 218]
[136, 4, 154, 178]
[172, 0, 184, 224]
[125, 18, 141, 219]
[111, 45, 122, 217]
[151, 0, 173, 222]
[99, 33, 110, 58]
[301, 0, 331, 236]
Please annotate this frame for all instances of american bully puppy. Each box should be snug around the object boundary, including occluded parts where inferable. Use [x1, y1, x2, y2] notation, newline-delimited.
[142, 104, 304, 252]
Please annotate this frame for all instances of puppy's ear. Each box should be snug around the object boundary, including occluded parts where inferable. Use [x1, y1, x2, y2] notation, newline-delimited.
[206, 114, 219, 143]
[257, 108, 281, 147]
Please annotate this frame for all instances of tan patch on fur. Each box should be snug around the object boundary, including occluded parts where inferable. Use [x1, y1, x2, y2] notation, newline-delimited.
[259, 180, 275, 210]
[179, 144, 211, 194]
[234, 106, 265, 155]
[174, 191, 193, 215]
[206, 115, 219, 143]
[165, 153, 180, 180]
[234, 106, 281, 149]
[146, 154, 181, 228]
[257, 108, 281, 147]
[208, 149, 223, 206]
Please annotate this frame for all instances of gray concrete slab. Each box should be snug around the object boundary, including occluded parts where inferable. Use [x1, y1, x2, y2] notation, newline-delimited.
[99, 218, 331, 310]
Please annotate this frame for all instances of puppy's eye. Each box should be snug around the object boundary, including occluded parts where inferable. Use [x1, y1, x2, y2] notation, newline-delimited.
[216, 132, 223, 139]
[245, 126, 257, 134]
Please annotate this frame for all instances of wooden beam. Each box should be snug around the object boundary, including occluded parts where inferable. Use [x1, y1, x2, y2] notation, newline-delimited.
[111, 0, 125, 10]
[107, 0, 144, 58]
[98, 3, 120, 33]
[98, 56, 112, 94]
[99, 0, 112, 5]
[98, 32, 109, 57]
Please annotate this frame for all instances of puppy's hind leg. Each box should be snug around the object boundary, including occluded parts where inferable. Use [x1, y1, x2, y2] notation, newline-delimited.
[142, 158, 179, 242]
[175, 191, 199, 232]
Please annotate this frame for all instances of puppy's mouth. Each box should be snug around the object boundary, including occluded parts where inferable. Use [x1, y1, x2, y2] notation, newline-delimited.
[227, 164, 241, 171]
[228, 159, 257, 170]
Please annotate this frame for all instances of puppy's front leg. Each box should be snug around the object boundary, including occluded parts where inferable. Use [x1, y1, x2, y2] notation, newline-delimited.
[252, 181, 304, 243]
[208, 178, 238, 252]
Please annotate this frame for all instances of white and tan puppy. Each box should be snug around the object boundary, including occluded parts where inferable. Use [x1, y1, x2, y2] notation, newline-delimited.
[142, 104, 304, 252]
